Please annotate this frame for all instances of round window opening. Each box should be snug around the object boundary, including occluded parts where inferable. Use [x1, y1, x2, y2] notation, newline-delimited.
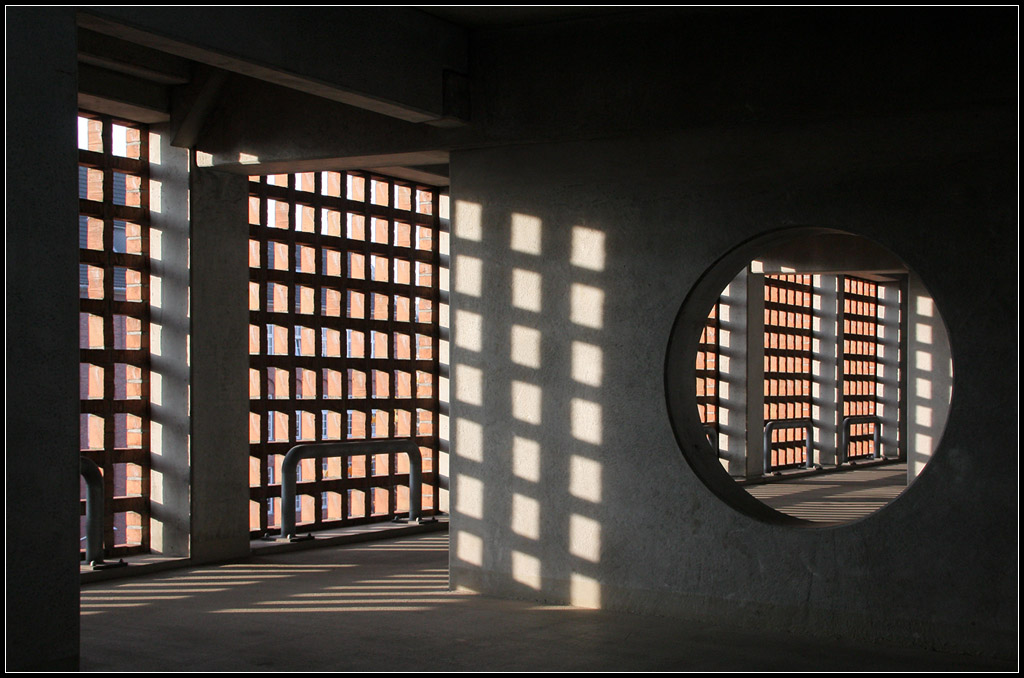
[665, 228, 953, 526]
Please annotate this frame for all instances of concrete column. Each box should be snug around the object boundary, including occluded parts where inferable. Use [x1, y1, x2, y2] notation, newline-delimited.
[906, 274, 954, 484]
[743, 269, 766, 478]
[716, 267, 754, 477]
[812, 275, 842, 466]
[5, 7, 80, 670]
[189, 164, 251, 562]
[148, 124, 191, 555]
[876, 280, 902, 460]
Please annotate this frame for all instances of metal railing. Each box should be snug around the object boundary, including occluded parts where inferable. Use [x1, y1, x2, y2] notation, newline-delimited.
[839, 415, 883, 465]
[762, 418, 815, 475]
[280, 439, 432, 540]
[80, 456, 126, 569]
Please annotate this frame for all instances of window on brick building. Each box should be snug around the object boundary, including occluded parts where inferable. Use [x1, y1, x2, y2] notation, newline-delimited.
[247, 171, 446, 535]
[78, 112, 152, 557]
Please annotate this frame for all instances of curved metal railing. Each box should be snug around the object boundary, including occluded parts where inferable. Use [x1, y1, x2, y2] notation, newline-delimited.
[280, 439, 431, 540]
[839, 415, 883, 465]
[762, 418, 815, 475]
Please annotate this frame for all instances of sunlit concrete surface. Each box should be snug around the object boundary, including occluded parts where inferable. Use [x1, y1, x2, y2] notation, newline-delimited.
[80, 531, 1011, 672]
[745, 462, 907, 523]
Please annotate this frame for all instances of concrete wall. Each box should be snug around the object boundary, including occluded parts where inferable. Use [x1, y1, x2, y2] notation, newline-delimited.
[448, 104, 1016, 657]
[5, 8, 81, 670]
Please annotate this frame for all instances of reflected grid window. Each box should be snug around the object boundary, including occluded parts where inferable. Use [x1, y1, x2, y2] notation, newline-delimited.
[78, 112, 151, 557]
[248, 171, 444, 534]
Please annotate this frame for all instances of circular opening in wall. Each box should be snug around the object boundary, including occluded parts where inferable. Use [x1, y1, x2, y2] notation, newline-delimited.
[665, 228, 953, 526]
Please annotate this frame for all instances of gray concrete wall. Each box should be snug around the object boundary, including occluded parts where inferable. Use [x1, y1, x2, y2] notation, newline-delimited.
[905, 276, 954, 484]
[5, 7, 81, 671]
[448, 106, 1016, 658]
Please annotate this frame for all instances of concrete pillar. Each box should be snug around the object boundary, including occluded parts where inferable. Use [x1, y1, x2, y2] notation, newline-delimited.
[876, 280, 902, 460]
[906, 274, 953, 484]
[5, 7, 80, 670]
[716, 267, 754, 477]
[189, 165, 251, 562]
[742, 268, 766, 478]
[148, 123, 191, 555]
[812, 275, 842, 466]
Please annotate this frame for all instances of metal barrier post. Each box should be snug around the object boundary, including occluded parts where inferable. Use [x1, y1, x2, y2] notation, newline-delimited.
[80, 457, 127, 569]
[280, 439, 431, 540]
[839, 415, 883, 465]
[762, 418, 815, 475]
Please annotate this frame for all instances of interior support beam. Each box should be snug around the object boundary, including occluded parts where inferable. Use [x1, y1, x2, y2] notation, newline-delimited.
[76, 7, 468, 125]
[78, 28, 191, 85]
[170, 66, 229, 149]
[77, 63, 170, 123]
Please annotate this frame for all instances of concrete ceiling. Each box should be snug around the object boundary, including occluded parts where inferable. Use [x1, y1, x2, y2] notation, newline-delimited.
[416, 6, 632, 28]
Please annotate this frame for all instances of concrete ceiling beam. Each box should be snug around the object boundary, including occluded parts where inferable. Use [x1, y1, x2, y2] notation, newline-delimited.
[204, 150, 450, 183]
[77, 63, 170, 123]
[78, 28, 191, 85]
[76, 7, 469, 126]
[170, 66, 230, 149]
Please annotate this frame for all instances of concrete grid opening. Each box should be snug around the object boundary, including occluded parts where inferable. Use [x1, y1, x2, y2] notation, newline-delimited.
[246, 170, 447, 536]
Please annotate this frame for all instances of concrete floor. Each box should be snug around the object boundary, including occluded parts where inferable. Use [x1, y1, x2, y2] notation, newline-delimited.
[745, 461, 907, 523]
[80, 530, 1013, 672]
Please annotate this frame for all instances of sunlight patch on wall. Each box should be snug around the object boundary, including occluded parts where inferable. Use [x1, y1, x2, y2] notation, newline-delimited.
[455, 474, 483, 520]
[510, 325, 542, 368]
[455, 364, 483, 406]
[510, 213, 542, 255]
[916, 324, 934, 346]
[454, 310, 482, 352]
[456, 530, 483, 566]
[511, 493, 540, 540]
[569, 514, 601, 563]
[150, 180, 162, 213]
[916, 295, 935, 318]
[455, 418, 483, 461]
[511, 381, 542, 425]
[570, 398, 602, 445]
[569, 455, 602, 503]
[570, 283, 604, 329]
[512, 269, 543, 313]
[571, 341, 602, 387]
[150, 323, 162, 357]
[915, 377, 932, 399]
[511, 550, 542, 590]
[915, 405, 933, 427]
[569, 573, 601, 608]
[150, 371, 162, 407]
[512, 436, 541, 482]
[454, 200, 482, 242]
[454, 255, 482, 297]
[570, 226, 606, 271]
